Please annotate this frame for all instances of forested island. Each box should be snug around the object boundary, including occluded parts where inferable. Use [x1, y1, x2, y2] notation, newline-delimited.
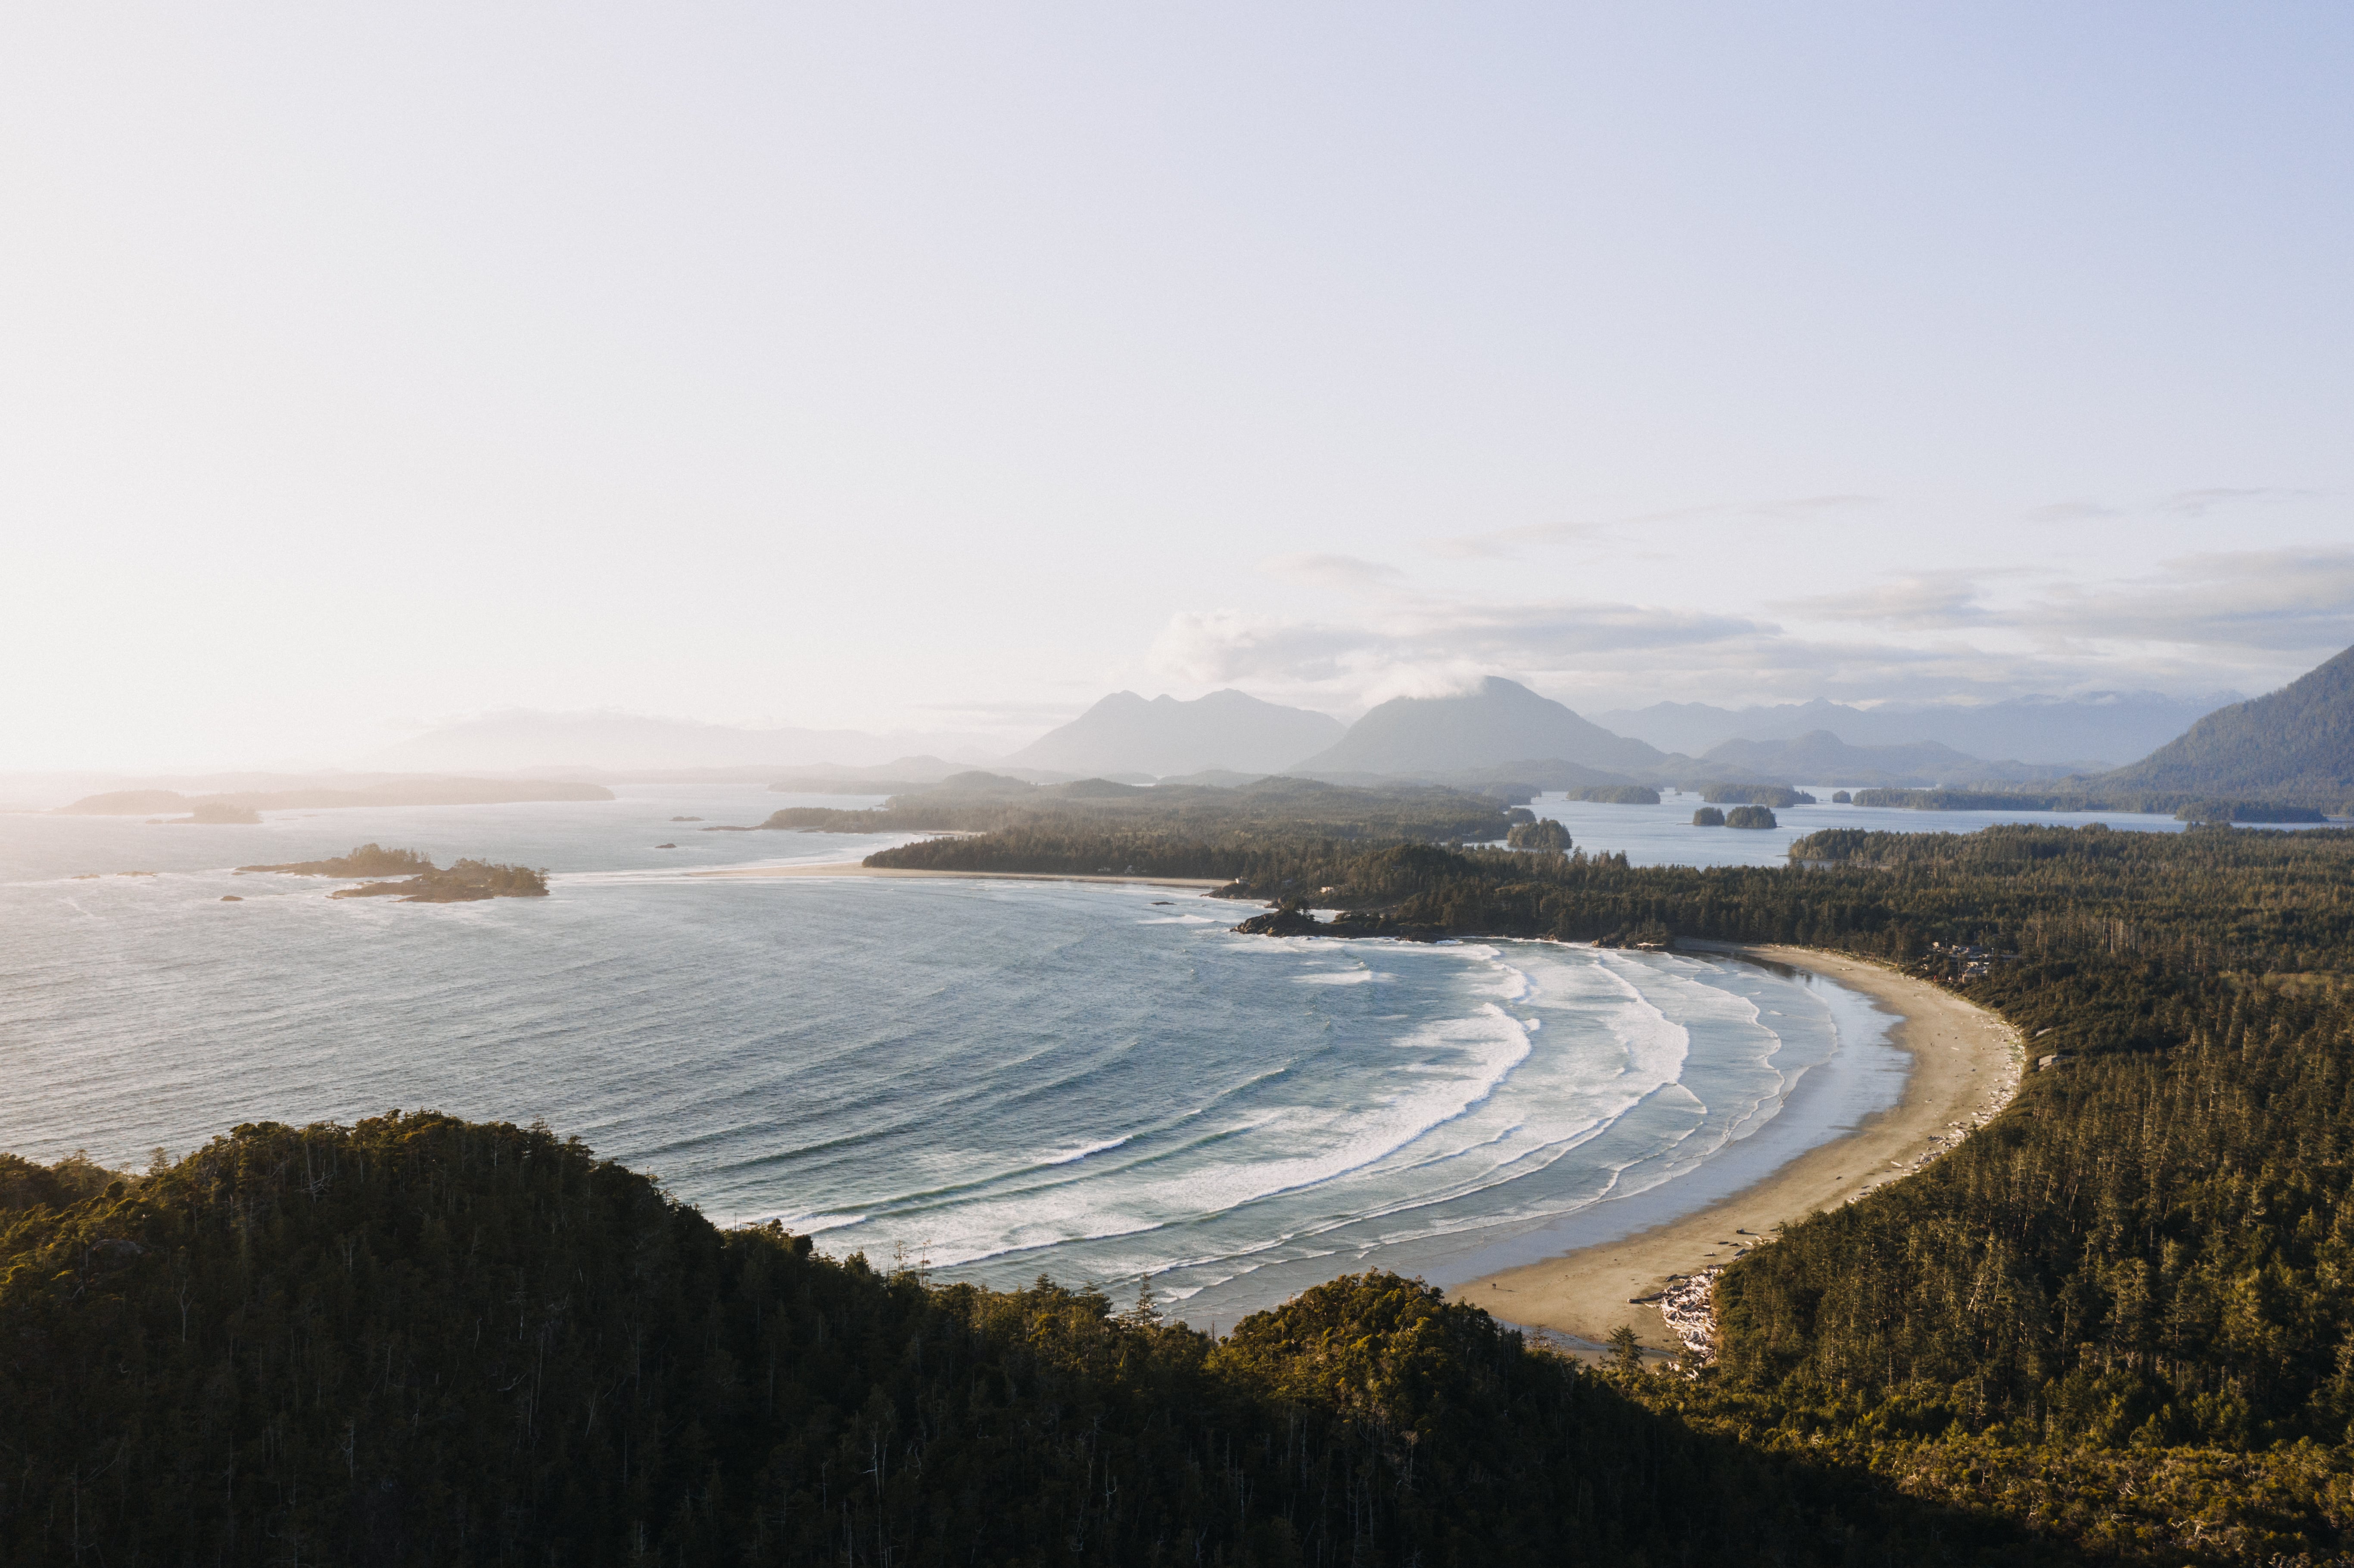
[238, 843, 549, 902]
[1563, 783, 1661, 805]
[1504, 817, 1572, 850]
[1702, 783, 1814, 808]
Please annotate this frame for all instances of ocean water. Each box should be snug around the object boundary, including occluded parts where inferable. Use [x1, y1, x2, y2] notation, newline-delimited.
[1525, 787, 2200, 867]
[2, 784, 1948, 1324]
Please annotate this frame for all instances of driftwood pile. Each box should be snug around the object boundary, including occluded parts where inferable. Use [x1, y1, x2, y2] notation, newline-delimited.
[1656, 1268, 1719, 1365]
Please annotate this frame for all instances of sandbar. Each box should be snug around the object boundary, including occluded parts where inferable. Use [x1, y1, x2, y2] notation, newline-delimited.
[689, 861, 1231, 890]
[1456, 943, 2021, 1351]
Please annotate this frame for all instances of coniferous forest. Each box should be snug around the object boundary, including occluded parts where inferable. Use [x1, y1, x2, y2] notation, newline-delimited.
[12, 822, 2354, 1562]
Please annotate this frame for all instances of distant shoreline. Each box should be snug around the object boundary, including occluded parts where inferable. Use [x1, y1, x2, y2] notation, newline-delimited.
[1457, 943, 2021, 1354]
[686, 861, 1233, 890]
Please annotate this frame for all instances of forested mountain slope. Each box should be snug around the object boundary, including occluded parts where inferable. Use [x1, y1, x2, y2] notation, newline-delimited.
[2099, 642, 2354, 806]
[2, 1115, 2075, 1567]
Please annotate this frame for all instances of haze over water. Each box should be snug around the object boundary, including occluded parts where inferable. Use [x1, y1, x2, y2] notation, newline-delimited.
[0, 787, 2194, 1321]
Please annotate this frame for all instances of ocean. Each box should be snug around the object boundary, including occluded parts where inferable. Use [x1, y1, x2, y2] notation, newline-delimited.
[0, 784, 2174, 1323]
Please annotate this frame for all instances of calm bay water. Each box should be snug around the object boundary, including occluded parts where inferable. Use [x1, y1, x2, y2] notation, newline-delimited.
[0, 782, 2139, 1321]
[1526, 786, 2198, 865]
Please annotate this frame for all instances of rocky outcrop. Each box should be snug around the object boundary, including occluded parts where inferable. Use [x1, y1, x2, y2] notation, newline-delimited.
[1232, 901, 1323, 936]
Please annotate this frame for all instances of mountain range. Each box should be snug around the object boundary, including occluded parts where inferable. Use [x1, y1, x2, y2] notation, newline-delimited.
[1695, 731, 2095, 789]
[332, 648, 2354, 812]
[1594, 691, 2232, 768]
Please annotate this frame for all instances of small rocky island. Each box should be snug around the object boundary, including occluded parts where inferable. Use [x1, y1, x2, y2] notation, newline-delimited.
[1505, 819, 1572, 851]
[237, 843, 549, 903]
[1232, 899, 1324, 936]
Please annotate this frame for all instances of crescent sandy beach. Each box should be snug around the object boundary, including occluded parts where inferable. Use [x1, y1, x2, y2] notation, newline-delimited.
[1459, 943, 2023, 1353]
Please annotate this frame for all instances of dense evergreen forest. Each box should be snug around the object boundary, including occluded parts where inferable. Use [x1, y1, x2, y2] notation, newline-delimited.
[4, 1115, 2087, 1567]
[722, 775, 1520, 844]
[16, 822, 2354, 1560]
[1850, 786, 2334, 820]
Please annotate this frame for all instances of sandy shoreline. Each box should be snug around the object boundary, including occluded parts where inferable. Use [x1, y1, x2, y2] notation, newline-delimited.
[688, 861, 1233, 890]
[1457, 943, 2021, 1353]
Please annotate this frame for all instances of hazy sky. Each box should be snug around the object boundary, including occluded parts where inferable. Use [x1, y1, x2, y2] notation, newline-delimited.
[6, 4, 2351, 768]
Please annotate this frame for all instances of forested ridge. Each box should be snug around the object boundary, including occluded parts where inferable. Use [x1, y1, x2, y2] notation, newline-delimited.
[720, 775, 1519, 844]
[2096, 641, 2354, 808]
[16, 824, 2354, 1560]
[3, 1116, 2079, 1566]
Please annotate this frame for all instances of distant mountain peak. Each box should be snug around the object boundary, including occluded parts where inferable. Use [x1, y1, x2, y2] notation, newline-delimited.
[1006, 690, 1343, 777]
[1290, 677, 1666, 778]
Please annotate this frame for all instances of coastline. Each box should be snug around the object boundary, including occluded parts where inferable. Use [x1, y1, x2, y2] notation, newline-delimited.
[688, 861, 1232, 890]
[1455, 943, 2021, 1353]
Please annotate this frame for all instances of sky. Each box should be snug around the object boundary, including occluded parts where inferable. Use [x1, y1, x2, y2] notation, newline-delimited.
[4, 3, 2351, 769]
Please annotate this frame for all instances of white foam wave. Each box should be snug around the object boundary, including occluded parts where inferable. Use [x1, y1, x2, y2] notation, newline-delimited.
[779, 1211, 867, 1234]
[846, 998, 1538, 1268]
[1039, 1135, 1131, 1166]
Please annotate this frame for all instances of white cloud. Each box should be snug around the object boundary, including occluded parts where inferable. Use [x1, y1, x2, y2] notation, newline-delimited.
[1149, 590, 1772, 711]
[2025, 500, 2118, 522]
[1421, 519, 1600, 560]
[1257, 552, 1407, 594]
[2155, 487, 2314, 518]
[1151, 546, 2354, 716]
[2026, 548, 2354, 652]
[1424, 495, 1882, 562]
[1774, 569, 2004, 626]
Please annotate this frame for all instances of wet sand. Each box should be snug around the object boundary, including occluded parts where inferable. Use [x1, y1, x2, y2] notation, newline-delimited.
[1456, 943, 2021, 1351]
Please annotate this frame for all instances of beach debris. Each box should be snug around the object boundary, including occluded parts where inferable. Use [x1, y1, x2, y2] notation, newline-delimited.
[1658, 1269, 1719, 1366]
